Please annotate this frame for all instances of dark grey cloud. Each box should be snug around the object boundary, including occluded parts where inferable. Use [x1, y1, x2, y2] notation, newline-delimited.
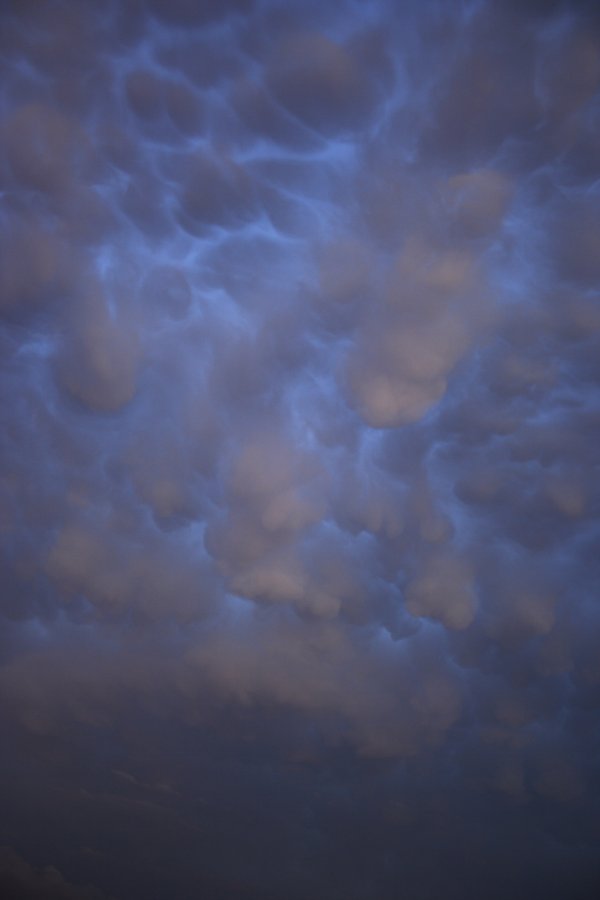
[1, 0, 600, 898]
[0, 847, 114, 900]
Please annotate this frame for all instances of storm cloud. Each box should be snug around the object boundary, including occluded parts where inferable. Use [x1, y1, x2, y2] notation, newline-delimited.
[1, 1, 599, 898]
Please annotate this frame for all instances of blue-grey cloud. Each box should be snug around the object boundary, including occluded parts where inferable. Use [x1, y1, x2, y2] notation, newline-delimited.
[1, 1, 599, 898]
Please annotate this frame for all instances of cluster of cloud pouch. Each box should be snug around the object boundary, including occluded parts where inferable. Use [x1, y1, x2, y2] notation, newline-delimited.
[1, 0, 600, 896]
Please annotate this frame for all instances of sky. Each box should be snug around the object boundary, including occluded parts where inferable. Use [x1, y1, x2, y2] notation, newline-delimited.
[0, 0, 599, 897]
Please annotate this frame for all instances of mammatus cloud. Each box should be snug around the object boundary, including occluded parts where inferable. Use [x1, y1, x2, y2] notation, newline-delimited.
[1, 0, 600, 898]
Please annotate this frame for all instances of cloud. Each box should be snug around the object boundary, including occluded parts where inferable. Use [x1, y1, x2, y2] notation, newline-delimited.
[177, 152, 259, 233]
[266, 32, 379, 135]
[54, 284, 140, 412]
[1, 0, 600, 898]
[405, 552, 477, 630]
[0, 847, 113, 900]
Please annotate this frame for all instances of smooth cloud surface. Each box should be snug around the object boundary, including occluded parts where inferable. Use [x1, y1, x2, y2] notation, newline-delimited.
[1, 1, 600, 898]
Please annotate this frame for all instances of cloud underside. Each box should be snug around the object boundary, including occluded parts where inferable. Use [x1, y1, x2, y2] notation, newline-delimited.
[1, 0, 600, 898]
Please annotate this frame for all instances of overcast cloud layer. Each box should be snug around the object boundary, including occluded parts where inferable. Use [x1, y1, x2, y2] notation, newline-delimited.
[1, 1, 600, 898]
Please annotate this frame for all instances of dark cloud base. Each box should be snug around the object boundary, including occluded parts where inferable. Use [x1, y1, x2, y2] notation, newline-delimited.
[1, 0, 600, 898]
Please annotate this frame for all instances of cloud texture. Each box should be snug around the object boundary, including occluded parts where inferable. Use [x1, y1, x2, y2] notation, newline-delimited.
[1, 1, 599, 898]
